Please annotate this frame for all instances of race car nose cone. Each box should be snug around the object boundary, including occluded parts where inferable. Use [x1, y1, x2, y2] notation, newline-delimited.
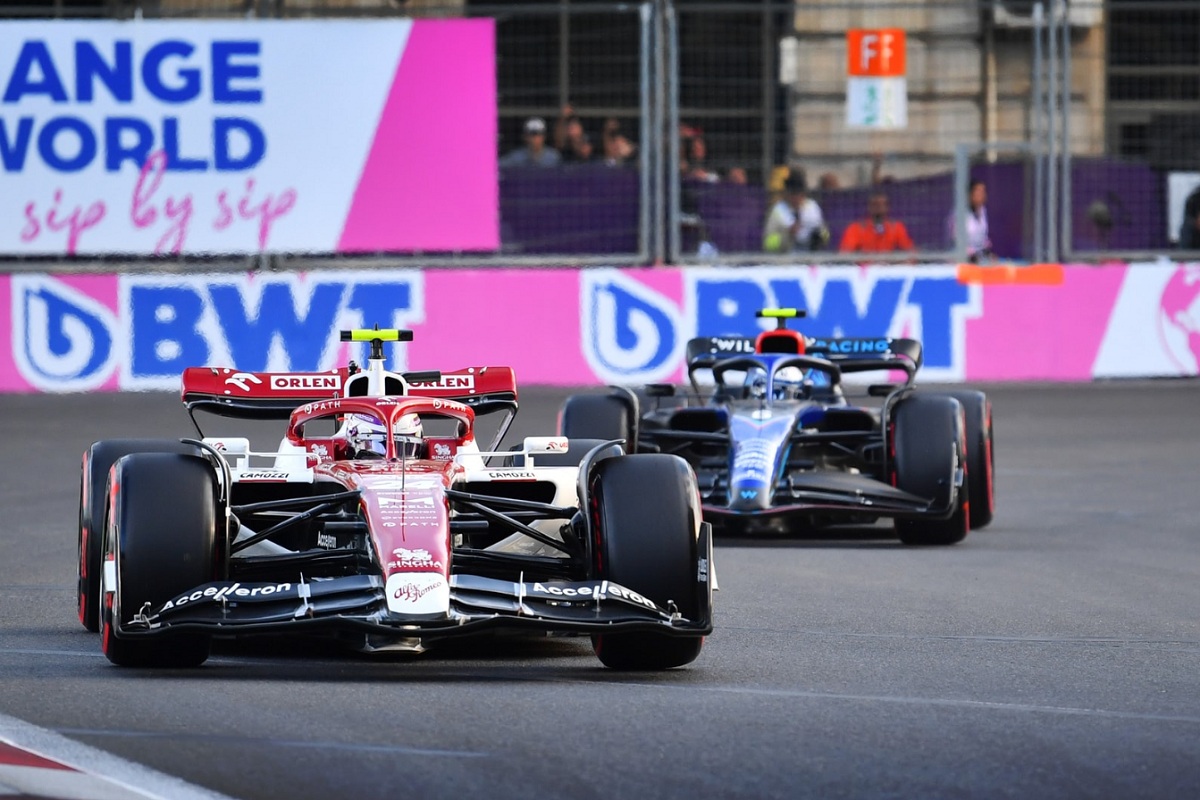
[729, 483, 771, 511]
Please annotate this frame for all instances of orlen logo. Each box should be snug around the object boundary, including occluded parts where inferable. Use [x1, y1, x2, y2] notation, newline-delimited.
[410, 374, 475, 390]
[270, 375, 340, 391]
[224, 372, 263, 392]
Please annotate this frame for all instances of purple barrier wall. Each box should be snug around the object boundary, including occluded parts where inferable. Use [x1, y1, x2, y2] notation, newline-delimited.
[500, 164, 640, 254]
[496, 158, 1170, 257]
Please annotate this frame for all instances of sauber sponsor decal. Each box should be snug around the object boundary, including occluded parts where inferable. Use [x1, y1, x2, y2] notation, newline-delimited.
[160, 582, 293, 611]
[301, 399, 342, 414]
[529, 581, 658, 611]
[489, 470, 537, 481]
[698, 557, 709, 583]
[385, 572, 449, 615]
[270, 374, 341, 391]
[237, 470, 290, 481]
[374, 493, 443, 527]
[409, 374, 475, 390]
[224, 371, 263, 391]
[388, 547, 444, 572]
[432, 442, 453, 459]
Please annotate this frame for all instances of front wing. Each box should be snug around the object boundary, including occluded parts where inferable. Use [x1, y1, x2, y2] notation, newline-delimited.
[113, 529, 714, 645]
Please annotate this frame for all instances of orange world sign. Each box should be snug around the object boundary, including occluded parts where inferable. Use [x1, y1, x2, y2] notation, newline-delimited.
[846, 29, 907, 77]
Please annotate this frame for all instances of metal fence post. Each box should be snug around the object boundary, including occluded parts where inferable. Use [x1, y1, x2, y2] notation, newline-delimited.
[666, 0, 681, 264]
[651, 0, 668, 265]
[1033, 2, 1046, 262]
[1060, 0, 1073, 261]
[639, 1, 653, 263]
[1047, 0, 1060, 263]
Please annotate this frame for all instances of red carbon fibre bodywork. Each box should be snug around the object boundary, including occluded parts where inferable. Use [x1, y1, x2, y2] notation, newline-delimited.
[181, 366, 517, 404]
[293, 396, 473, 614]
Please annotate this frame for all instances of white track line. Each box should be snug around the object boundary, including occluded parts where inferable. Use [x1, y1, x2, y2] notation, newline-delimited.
[0, 712, 238, 800]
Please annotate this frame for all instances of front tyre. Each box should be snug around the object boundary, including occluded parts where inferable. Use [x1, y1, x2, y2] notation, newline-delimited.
[942, 390, 995, 529]
[78, 439, 199, 632]
[101, 453, 218, 668]
[892, 395, 970, 546]
[589, 454, 706, 670]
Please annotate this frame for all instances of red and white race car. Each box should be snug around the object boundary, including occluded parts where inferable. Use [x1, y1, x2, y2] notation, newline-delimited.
[77, 328, 712, 670]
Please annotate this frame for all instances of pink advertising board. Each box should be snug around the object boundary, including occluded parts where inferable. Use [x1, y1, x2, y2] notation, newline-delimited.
[3, 262, 1198, 393]
[0, 20, 497, 256]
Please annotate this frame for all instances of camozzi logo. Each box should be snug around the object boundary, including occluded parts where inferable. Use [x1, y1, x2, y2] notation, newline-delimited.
[12, 275, 118, 392]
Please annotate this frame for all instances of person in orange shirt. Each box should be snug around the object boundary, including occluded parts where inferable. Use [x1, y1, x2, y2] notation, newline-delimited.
[838, 191, 916, 253]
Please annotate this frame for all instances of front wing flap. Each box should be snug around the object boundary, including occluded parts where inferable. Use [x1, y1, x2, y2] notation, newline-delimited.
[117, 572, 711, 641]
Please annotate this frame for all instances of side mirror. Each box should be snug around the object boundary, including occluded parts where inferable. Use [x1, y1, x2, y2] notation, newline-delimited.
[522, 436, 570, 455]
[645, 383, 676, 397]
[868, 384, 899, 398]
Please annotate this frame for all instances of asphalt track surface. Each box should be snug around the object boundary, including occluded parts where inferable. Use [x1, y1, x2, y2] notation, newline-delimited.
[2, 381, 1199, 800]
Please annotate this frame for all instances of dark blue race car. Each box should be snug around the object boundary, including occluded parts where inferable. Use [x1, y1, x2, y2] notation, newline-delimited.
[559, 309, 994, 545]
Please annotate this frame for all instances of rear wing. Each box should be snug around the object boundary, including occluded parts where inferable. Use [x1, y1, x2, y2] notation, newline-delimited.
[181, 366, 518, 420]
[686, 336, 923, 371]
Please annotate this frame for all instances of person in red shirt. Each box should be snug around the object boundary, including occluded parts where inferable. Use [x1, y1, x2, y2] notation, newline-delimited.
[839, 191, 915, 253]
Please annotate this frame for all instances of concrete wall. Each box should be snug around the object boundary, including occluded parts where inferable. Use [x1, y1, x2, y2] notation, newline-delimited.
[786, 1, 1106, 187]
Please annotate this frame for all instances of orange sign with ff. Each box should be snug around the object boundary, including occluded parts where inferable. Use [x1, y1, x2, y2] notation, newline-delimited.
[846, 29, 906, 77]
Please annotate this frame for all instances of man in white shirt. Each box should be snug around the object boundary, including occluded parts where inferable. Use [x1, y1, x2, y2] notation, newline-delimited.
[764, 174, 829, 253]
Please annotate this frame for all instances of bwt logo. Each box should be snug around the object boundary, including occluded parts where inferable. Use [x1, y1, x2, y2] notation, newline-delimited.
[582, 267, 980, 384]
[11, 271, 424, 392]
[12, 275, 117, 392]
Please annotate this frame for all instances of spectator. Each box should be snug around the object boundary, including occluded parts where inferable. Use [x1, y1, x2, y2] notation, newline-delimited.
[500, 117, 561, 167]
[839, 190, 915, 253]
[869, 152, 896, 185]
[554, 107, 593, 162]
[948, 179, 993, 262]
[1180, 186, 1200, 249]
[727, 167, 749, 185]
[681, 125, 718, 182]
[818, 172, 842, 192]
[764, 174, 829, 253]
[601, 117, 636, 165]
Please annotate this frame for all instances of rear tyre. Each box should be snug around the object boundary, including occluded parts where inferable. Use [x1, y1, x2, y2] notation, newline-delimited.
[78, 439, 199, 632]
[943, 390, 995, 529]
[559, 394, 635, 452]
[892, 395, 970, 546]
[101, 453, 218, 668]
[589, 455, 705, 670]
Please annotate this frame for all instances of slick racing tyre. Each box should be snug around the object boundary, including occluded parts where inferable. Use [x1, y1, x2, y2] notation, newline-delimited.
[589, 454, 705, 670]
[101, 453, 218, 668]
[942, 390, 995, 530]
[891, 395, 970, 546]
[559, 394, 635, 452]
[79, 439, 200, 632]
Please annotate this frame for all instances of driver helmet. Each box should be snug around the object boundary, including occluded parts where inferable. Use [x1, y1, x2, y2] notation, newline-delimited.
[346, 413, 424, 458]
[773, 366, 804, 399]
